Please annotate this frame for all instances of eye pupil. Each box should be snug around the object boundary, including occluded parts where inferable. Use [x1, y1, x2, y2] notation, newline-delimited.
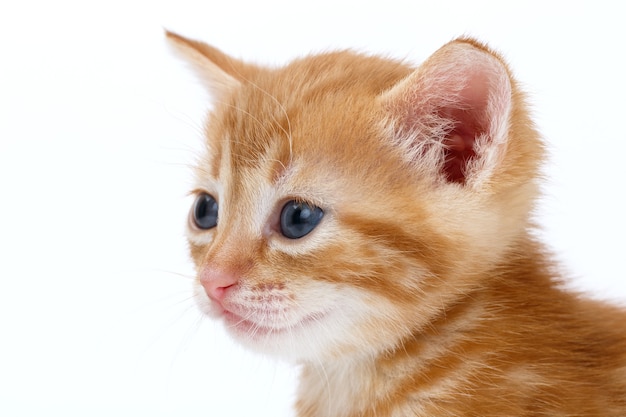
[280, 201, 324, 239]
[193, 193, 218, 230]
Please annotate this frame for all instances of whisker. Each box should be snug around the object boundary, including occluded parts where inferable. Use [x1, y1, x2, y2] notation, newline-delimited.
[150, 268, 196, 280]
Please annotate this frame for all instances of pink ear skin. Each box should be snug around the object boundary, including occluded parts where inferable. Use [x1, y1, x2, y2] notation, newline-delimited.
[383, 40, 511, 185]
[441, 110, 480, 183]
[440, 69, 490, 183]
[199, 268, 239, 306]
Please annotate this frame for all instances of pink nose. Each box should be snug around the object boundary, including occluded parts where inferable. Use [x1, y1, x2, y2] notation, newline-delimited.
[199, 268, 239, 304]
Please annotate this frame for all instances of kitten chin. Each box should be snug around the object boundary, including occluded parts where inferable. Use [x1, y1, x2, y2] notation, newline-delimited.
[193, 273, 405, 362]
[169, 30, 626, 417]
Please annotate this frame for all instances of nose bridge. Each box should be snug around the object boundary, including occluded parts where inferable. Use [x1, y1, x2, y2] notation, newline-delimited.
[199, 237, 252, 304]
[199, 229, 258, 303]
[205, 229, 255, 272]
[204, 161, 271, 272]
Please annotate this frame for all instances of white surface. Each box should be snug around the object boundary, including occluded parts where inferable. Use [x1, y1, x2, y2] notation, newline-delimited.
[0, 1, 624, 416]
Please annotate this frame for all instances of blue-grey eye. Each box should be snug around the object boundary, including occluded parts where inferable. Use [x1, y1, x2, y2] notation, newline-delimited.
[193, 193, 218, 230]
[280, 201, 324, 239]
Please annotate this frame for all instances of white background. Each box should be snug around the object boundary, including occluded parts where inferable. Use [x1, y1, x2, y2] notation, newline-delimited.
[1, 1, 624, 416]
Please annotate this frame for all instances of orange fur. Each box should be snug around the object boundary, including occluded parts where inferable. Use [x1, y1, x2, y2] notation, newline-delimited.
[167, 31, 626, 416]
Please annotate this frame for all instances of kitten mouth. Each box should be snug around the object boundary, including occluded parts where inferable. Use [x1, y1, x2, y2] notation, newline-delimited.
[222, 310, 278, 338]
[221, 308, 327, 339]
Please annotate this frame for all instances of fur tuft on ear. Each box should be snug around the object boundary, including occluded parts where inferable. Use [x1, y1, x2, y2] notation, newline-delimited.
[380, 38, 512, 186]
[165, 30, 246, 99]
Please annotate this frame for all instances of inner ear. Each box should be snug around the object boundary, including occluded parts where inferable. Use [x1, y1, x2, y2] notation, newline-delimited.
[440, 70, 492, 183]
[381, 40, 511, 185]
[440, 112, 482, 183]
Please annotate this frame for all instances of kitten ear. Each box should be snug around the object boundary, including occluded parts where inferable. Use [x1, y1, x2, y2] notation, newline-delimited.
[165, 30, 245, 98]
[380, 38, 512, 186]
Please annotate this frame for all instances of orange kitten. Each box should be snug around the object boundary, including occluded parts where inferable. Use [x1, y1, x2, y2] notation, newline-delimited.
[167, 32, 626, 416]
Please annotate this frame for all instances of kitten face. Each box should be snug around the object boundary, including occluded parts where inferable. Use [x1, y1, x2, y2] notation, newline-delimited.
[187, 96, 422, 360]
[172, 33, 543, 362]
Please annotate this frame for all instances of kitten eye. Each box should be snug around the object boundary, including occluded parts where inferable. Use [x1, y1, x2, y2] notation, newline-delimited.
[193, 193, 218, 230]
[280, 201, 324, 239]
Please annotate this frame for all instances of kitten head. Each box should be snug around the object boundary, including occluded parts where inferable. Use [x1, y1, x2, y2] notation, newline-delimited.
[167, 32, 542, 362]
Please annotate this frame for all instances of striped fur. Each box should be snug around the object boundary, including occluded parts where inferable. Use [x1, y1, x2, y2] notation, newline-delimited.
[168, 31, 626, 416]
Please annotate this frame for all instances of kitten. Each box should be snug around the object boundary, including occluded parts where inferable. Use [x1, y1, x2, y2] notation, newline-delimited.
[167, 31, 626, 416]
